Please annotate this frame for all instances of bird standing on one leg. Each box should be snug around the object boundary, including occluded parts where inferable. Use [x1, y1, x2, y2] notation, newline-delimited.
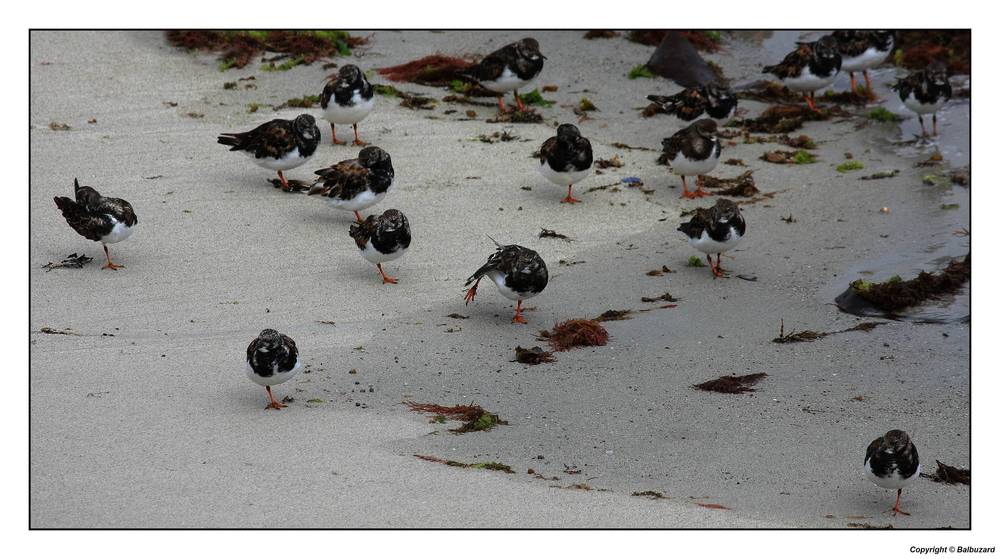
[53, 178, 137, 271]
[349, 209, 411, 285]
[678, 198, 746, 278]
[865, 429, 921, 516]
[246, 329, 301, 410]
[464, 239, 548, 324]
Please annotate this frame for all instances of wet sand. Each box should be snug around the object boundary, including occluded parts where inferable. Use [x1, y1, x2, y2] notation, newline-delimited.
[29, 30, 969, 527]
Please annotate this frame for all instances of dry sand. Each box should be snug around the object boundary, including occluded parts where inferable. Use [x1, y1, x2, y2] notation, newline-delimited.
[30, 30, 969, 528]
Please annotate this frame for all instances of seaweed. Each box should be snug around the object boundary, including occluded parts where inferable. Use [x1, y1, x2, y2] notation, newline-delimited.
[540, 319, 609, 351]
[414, 455, 515, 474]
[584, 30, 620, 39]
[848, 255, 970, 312]
[698, 170, 759, 197]
[646, 266, 674, 277]
[376, 54, 477, 87]
[515, 346, 556, 365]
[724, 158, 746, 166]
[403, 401, 508, 433]
[49, 122, 71, 131]
[41, 253, 93, 271]
[594, 309, 633, 322]
[595, 155, 623, 169]
[539, 228, 571, 241]
[741, 133, 816, 150]
[487, 110, 544, 124]
[477, 129, 519, 143]
[868, 107, 903, 123]
[687, 256, 705, 267]
[518, 89, 554, 108]
[641, 292, 678, 303]
[760, 149, 817, 165]
[895, 30, 970, 74]
[860, 169, 900, 181]
[772, 319, 884, 343]
[921, 460, 970, 485]
[836, 160, 865, 173]
[165, 30, 365, 71]
[628, 64, 656, 80]
[627, 30, 723, 52]
[732, 104, 836, 134]
[694, 373, 767, 394]
[632, 490, 668, 499]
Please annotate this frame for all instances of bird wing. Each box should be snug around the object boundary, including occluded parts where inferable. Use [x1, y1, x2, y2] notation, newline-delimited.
[311, 159, 370, 200]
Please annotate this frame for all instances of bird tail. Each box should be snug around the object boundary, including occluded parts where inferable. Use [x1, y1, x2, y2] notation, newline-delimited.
[216, 133, 243, 150]
[646, 94, 679, 114]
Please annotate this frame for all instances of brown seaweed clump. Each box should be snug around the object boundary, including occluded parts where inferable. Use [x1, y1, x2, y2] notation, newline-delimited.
[699, 170, 760, 197]
[514, 346, 556, 365]
[414, 455, 515, 474]
[732, 104, 835, 134]
[922, 460, 970, 485]
[403, 402, 508, 433]
[627, 30, 722, 52]
[694, 373, 767, 394]
[773, 320, 883, 343]
[850, 255, 970, 312]
[377, 54, 476, 86]
[166, 31, 366, 70]
[540, 319, 609, 351]
[895, 31, 970, 74]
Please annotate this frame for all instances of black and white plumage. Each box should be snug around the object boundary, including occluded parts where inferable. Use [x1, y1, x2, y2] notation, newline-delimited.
[763, 35, 842, 110]
[53, 178, 138, 271]
[865, 429, 921, 516]
[349, 209, 411, 285]
[647, 83, 738, 121]
[217, 114, 320, 191]
[308, 146, 394, 223]
[661, 119, 722, 199]
[537, 123, 593, 204]
[678, 198, 745, 278]
[466, 38, 545, 112]
[463, 240, 548, 324]
[891, 61, 952, 137]
[833, 30, 894, 95]
[320, 64, 375, 146]
[245, 329, 301, 410]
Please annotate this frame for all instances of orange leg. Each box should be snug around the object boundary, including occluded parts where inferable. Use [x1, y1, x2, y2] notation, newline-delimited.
[932, 114, 939, 136]
[849, 72, 857, 93]
[680, 176, 698, 199]
[512, 299, 528, 324]
[377, 263, 398, 285]
[561, 184, 581, 204]
[514, 91, 526, 112]
[101, 244, 123, 270]
[330, 123, 346, 146]
[352, 123, 367, 146]
[354, 210, 364, 223]
[276, 170, 290, 191]
[497, 95, 508, 113]
[464, 279, 481, 305]
[918, 115, 928, 138]
[890, 489, 911, 516]
[863, 70, 877, 100]
[803, 92, 818, 112]
[265, 386, 286, 410]
[693, 175, 709, 197]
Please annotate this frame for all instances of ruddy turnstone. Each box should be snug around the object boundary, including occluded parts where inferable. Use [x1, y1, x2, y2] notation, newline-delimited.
[321, 64, 375, 146]
[661, 119, 721, 199]
[538, 123, 593, 204]
[891, 61, 952, 137]
[53, 178, 137, 271]
[865, 429, 921, 516]
[349, 209, 411, 285]
[464, 239, 548, 324]
[678, 198, 745, 278]
[763, 35, 842, 111]
[217, 114, 320, 191]
[647, 83, 738, 121]
[466, 38, 545, 113]
[246, 329, 301, 410]
[308, 146, 394, 223]
[833, 30, 894, 97]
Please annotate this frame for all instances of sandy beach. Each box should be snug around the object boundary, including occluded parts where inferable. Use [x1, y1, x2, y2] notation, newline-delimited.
[29, 30, 969, 528]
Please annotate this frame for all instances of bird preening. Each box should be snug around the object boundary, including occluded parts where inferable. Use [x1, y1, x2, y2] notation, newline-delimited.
[464, 238, 548, 324]
[53, 178, 138, 270]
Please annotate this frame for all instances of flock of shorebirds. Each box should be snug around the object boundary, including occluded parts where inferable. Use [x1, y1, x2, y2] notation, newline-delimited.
[49, 31, 955, 517]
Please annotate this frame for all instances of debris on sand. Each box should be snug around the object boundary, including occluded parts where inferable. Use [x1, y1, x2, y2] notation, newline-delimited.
[895, 30, 970, 74]
[445, 313, 468, 319]
[724, 158, 746, 166]
[915, 152, 943, 167]
[741, 132, 816, 150]
[820, 90, 872, 106]
[836, 160, 865, 173]
[376, 54, 473, 86]
[641, 292, 678, 303]
[922, 460, 970, 485]
[477, 129, 519, 143]
[611, 142, 656, 152]
[584, 30, 620, 39]
[414, 455, 515, 474]
[628, 30, 723, 53]
[594, 309, 633, 322]
[267, 178, 311, 192]
[949, 168, 970, 186]
[847, 255, 970, 312]
[695, 503, 731, 511]
[867, 107, 903, 123]
[595, 155, 623, 169]
[404, 402, 508, 433]
[733, 104, 836, 134]
[539, 228, 571, 241]
[166, 31, 365, 70]
[487, 110, 544, 124]
[515, 346, 556, 365]
[760, 149, 817, 165]
[646, 266, 674, 277]
[49, 121, 71, 131]
[38, 327, 81, 336]
[847, 522, 893, 529]
[540, 319, 609, 351]
[42, 253, 93, 271]
[735, 81, 802, 103]
[693, 373, 767, 394]
[632, 490, 669, 499]
[698, 170, 759, 197]
[773, 319, 884, 343]
[860, 169, 900, 181]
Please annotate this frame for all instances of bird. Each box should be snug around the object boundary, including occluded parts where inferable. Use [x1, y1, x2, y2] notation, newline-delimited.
[53, 178, 138, 271]
[217, 114, 320, 191]
[465, 38, 545, 113]
[308, 146, 394, 223]
[660, 119, 721, 199]
[865, 429, 921, 516]
[464, 239, 548, 324]
[320, 64, 375, 146]
[646, 83, 738, 121]
[891, 61, 952, 137]
[763, 35, 842, 111]
[677, 198, 746, 278]
[245, 329, 301, 410]
[349, 209, 411, 285]
[832, 30, 895, 97]
[537, 123, 593, 204]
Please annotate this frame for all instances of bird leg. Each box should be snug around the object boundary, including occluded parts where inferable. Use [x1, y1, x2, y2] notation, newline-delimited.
[918, 115, 927, 138]
[713, 252, 726, 276]
[464, 279, 481, 305]
[514, 90, 526, 112]
[352, 123, 367, 146]
[693, 175, 709, 197]
[680, 176, 696, 199]
[354, 210, 364, 223]
[890, 488, 911, 516]
[849, 72, 857, 93]
[276, 170, 291, 191]
[265, 386, 286, 410]
[101, 244, 123, 271]
[497, 95, 509, 113]
[330, 123, 346, 145]
[933, 114, 939, 136]
[561, 184, 581, 204]
[863, 70, 877, 100]
[512, 299, 528, 324]
[803, 92, 818, 112]
[377, 263, 398, 285]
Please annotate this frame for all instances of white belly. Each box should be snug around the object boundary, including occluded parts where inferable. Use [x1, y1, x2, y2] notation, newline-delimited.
[245, 359, 300, 387]
[841, 47, 890, 72]
[487, 270, 538, 301]
[687, 226, 742, 255]
[248, 147, 311, 172]
[670, 148, 719, 177]
[865, 459, 921, 490]
[326, 184, 390, 212]
[539, 160, 591, 186]
[324, 93, 375, 125]
[360, 240, 407, 264]
[101, 220, 134, 244]
[903, 92, 947, 115]
[782, 65, 839, 92]
[481, 67, 533, 93]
